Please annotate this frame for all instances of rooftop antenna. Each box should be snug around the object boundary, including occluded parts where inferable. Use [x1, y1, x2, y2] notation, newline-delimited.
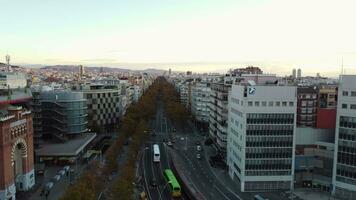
[341, 57, 344, 75]
[5, 54, 11, 72]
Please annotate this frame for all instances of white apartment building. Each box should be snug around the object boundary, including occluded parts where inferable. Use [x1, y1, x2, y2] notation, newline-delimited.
[332, 75, 356, 199]
[191, 81, 211, 123]
[227, 83, 297, 191]
[179, 82, 191, 109]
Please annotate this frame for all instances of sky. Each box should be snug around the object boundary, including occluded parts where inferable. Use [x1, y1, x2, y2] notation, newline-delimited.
[1, 0, 356, 76]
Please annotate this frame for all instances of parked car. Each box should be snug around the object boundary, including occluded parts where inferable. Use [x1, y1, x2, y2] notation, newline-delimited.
[195, 140, 201, 145]
[167, 141, 173, 146]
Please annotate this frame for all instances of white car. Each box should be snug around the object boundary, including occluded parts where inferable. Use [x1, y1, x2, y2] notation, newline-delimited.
[167, 141, 173, 146]
[196, 154, 201, 159]
[197, 145, 202, 151]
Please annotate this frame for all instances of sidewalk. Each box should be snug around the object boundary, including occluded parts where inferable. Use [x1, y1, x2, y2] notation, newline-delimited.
[294, 188, 341, 200]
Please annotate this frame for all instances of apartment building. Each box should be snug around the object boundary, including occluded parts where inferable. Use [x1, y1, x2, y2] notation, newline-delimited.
[297, 87, 318, 127]
[191, 81, 211, 124]
[332, 75, 356, 199]
[227, 83, 297, 191]
[209, 81, 229, 154]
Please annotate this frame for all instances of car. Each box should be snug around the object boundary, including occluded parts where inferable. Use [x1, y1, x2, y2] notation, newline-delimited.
[204, 138, 213, 145]
[196, 153, 201, 159]
[167, 141, 173, 146]
[197, 145, 202, 151]
[180, 137, 185, 141]
[195, 140, 201, 145]
[150, 178, 158, 187]
[173, 128, 177, 132]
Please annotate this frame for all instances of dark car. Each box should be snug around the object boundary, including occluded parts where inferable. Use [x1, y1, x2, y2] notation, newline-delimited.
[195, 140, 201, 145]
[204, 138, 213, 145]
[150, 178, 158, 187]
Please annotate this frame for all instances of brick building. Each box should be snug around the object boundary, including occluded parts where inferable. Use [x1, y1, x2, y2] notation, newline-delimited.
[0, 106, 35, 200]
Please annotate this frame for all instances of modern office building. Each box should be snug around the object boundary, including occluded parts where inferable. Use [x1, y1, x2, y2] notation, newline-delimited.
[297, 87, 318, 127]
[332, 75, 356, 199]
[191, 81, 211, 125]
[209, 80, 230, 155]
[227, 83, 297, 191]
[0, 106, 35, 200]
[75, 84, 121, 133]
[31, 90, 88, 142]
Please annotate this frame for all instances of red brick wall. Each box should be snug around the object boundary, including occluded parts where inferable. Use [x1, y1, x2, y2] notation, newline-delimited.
[316, 108, 337, 129]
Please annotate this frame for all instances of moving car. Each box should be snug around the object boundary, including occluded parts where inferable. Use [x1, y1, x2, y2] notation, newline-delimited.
[196, 153, 201, 159]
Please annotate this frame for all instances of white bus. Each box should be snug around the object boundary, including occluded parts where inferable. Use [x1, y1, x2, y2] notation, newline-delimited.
[153, 144, 160, 162]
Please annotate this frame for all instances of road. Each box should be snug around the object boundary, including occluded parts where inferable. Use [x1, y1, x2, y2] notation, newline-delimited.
[140, 97, 188, 200]
[138, 96, 290, 200]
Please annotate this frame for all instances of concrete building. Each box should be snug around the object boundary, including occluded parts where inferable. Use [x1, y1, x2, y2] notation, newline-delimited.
[227, 83, 297, 191]
[209, 80, 229, 155]
[133, 85, 142, 103]
[297, 87, 318, 127]
[191, 81, 211, 125]
[74, 84, 121, 133]
[0, 106, 35, 200]
[332, 75, 356, 199]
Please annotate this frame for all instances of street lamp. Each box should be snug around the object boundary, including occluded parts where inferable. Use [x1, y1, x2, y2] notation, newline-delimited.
[159, 181, 172, 199]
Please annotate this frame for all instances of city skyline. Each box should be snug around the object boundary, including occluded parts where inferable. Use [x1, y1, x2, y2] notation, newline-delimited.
[1, 0, 356, 76]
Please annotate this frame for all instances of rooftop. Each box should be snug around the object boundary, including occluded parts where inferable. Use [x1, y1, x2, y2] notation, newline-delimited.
[36, 133, 96, 157]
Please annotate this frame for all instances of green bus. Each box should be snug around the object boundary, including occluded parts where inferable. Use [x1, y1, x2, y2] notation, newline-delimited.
[163, 169, 182, 197]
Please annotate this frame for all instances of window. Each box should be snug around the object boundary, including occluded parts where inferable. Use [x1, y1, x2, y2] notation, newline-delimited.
[268, 101, 273, 107]
[351, 91, 356, 97]
[262, 101, 267, 107]
[275, 102, 280, 107]
[248, 101, 253, 106]
[351, 105, 356, 110]
[282, 102, 287, 107]
[343, 91, 349, 96]
[289, 102, 294, 107]
[255, 101, 260, 107]
[342, 104, 348, 109]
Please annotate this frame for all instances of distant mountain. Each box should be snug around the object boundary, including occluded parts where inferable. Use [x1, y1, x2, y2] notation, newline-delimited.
[40, 65, 166, 74]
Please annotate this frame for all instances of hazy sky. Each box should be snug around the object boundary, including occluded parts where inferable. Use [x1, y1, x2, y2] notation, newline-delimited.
[1, 0, 356, 76]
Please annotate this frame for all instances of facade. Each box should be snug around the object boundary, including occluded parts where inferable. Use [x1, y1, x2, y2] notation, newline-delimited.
[32, 90, 88, 142]
[227, 84, 297, 191]
[332, 75, 356, 199]
[0, 73, 27, 90]
[191, 81, 211, 124]
[76, 84, 121, 133]
[209, 81, 229, 154]
[0, 106, 35, 200]
[297, 87, 318, 127]
[319, 86, 337, 109]
[295, 142, 334, 191]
